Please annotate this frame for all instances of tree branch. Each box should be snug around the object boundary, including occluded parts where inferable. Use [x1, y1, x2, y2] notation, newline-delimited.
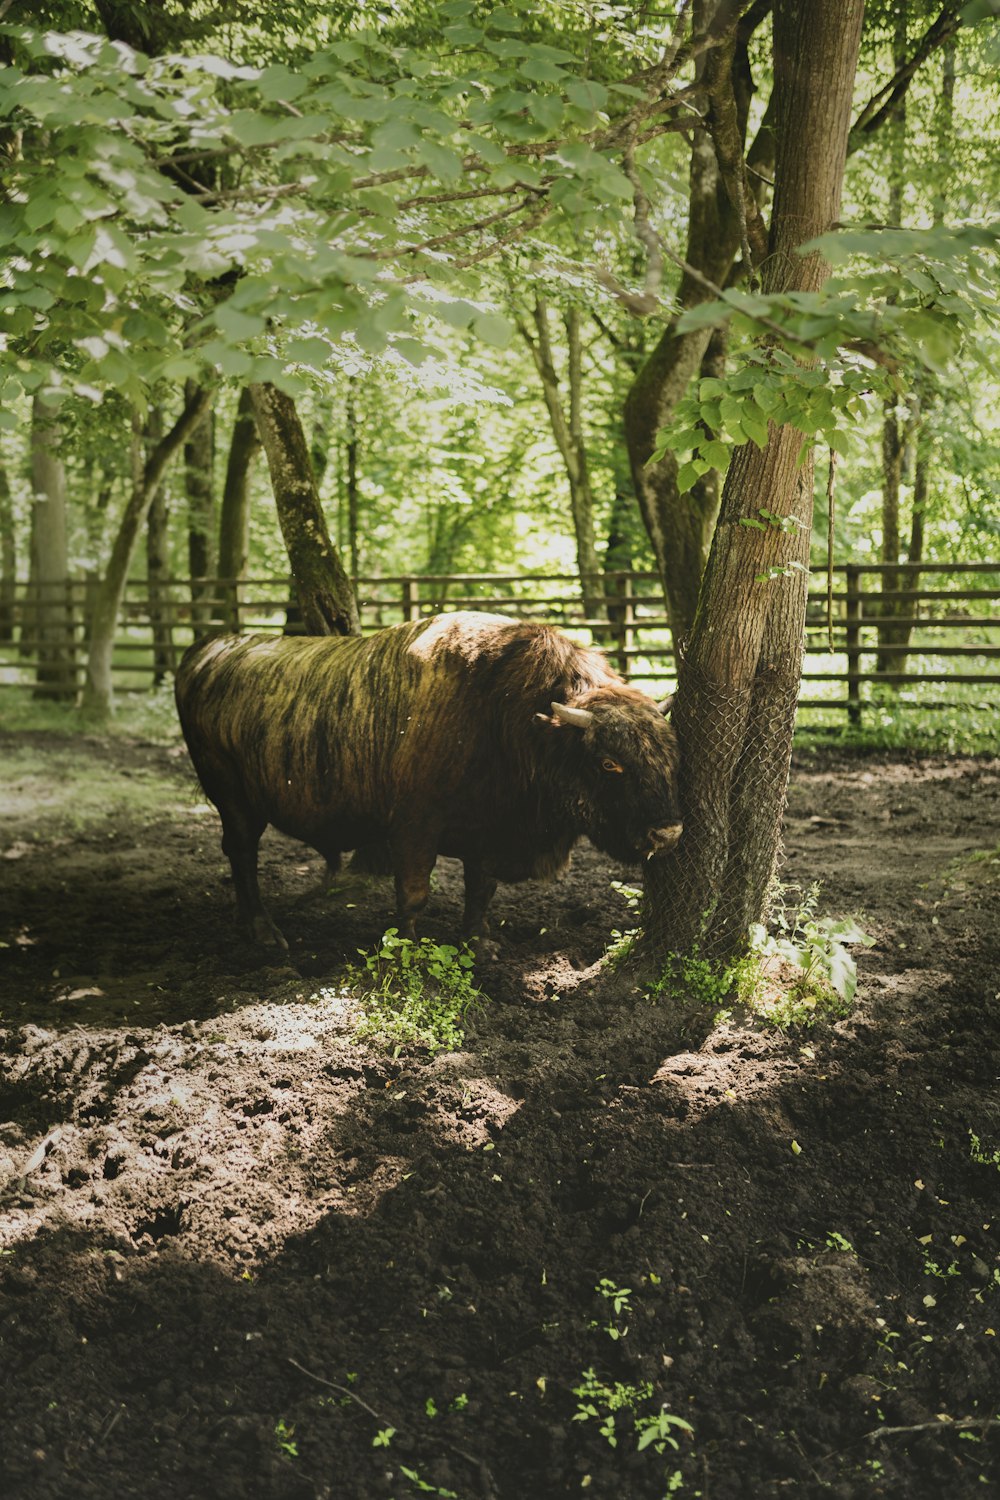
[850, 2, 964, 146]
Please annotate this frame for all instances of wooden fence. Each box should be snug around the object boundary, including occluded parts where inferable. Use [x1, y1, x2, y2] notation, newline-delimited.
[2, 563, 998, 723]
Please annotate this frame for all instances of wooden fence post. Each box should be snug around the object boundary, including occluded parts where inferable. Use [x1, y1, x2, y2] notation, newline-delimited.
[845, 563, 862, 727]
[611, 571, 634, 679]
[401, 576, 418, 623]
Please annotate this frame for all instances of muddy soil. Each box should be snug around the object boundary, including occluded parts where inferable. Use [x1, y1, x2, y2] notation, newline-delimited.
[1, 731, 999, 1499]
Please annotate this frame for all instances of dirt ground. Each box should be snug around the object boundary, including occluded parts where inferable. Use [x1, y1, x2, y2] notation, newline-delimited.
[1, 729, 999, 1500]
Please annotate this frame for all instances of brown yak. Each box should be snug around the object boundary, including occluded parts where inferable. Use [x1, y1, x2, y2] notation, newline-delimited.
[175, 611, 682, 951]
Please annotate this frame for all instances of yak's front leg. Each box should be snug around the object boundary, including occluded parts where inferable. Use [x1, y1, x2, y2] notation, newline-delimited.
[217, 798, 288, 953]
[390, 829, 439, 939]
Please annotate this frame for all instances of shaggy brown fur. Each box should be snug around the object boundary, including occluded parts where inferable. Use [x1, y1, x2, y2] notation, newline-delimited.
[175, 612, 682, 950]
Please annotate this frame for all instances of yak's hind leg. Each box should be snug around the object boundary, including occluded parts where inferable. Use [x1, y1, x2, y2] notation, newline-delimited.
[215, 796, 288, 953]
[461, 859, 498, 939]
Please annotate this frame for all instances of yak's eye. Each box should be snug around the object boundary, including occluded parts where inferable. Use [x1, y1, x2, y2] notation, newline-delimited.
[601, 757, 624, 774]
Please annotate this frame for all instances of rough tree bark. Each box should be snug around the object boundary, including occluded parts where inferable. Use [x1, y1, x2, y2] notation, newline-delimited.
[81, 387, 215, 719]
[217, 388, 260, 632]
[644, 0, 865, 962]
[30, 392, 76, 699]
[247, 382, 359, 637]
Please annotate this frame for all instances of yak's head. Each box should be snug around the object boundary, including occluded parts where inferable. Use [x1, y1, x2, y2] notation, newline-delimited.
[536, 686, 682, 863]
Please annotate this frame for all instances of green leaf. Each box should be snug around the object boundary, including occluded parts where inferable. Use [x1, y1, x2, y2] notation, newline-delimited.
[215, 303, 267, 341]
[676, 301, 732, 334]
[700, 440, 731, 470]
[416, 139, 464, 183]
[521, 57, 565, 84]
[677, 461, 701, 494]
[564, 78, 608, 114]
[472, 312, 514, 348]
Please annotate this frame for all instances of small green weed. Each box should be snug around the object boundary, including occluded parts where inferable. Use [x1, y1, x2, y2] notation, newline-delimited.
[605, 880, 643, 965]
[573, 1367, 693, 1490]
[969, 1132, 1000, 1170]
[743, 882, 873, 1026]
[274, 1419, 298, 1458]
[398, 1466, 457, 1497]
[651, 950, 743, 1019]
[349, 928, 486, 1054]
[594, 1278, 633, 1340]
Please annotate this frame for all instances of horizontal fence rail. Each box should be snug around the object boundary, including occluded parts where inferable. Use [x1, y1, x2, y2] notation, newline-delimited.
[1, 564, 998, 724]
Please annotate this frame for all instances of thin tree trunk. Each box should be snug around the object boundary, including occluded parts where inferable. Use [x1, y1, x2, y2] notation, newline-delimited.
[876, 3, 910, 678]
[345, 379, 360, 585]
[185, 379, 215, 629]
[519, 297, 605, 626]
[145, 407, 176, 685]
[218, 388, 260, 633]
[0, 461, 16, 644]
[644, 0, 865, 962]
[81, 387, 215, 719]
[892, 35, 953, 674]
[247, 382, 359, 637]
[565, 306, 606, 626]
[30, 392, 76, 699]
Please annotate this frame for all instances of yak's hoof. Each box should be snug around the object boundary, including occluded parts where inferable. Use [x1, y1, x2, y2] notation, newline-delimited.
[250, 915, 289, 953]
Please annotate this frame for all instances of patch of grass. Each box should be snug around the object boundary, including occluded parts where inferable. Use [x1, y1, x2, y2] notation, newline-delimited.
[0, 742, 194, 840]
[0, 682, 184, 744]
[349, 928, 486, 1055]
[795, 688, 998, 756]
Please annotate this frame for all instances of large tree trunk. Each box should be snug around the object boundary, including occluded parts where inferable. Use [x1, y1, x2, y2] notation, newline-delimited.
[30, 393, 76, 699]
[247, 382, 359, 637]
[217, 388, 260, 632]
[185, 379, 216, 629]
[644, 0, 864, 962]
[623, 1, 775, 645]
[81, 387, 215, 719]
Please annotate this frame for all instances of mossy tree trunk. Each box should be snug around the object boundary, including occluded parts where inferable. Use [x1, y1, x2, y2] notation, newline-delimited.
[247, 382, 359, 638]
[623, 0, 775, 646]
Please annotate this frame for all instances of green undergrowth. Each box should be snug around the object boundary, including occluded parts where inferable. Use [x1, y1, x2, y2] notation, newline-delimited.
[651, 882, 873, 1029]
[347, 928, 487, 1055]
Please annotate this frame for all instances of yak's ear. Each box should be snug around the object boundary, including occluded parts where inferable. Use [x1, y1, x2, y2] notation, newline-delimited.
[657, 695, 675, 715]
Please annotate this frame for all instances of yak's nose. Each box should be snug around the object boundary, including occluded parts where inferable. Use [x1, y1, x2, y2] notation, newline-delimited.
[645, 823, 683, 858]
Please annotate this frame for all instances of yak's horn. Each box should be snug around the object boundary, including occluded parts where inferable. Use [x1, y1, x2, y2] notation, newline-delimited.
[551, 700, 594, 729]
